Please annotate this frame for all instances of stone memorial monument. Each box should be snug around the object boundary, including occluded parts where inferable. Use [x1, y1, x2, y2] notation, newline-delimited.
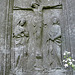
[0, 0, 75, 75]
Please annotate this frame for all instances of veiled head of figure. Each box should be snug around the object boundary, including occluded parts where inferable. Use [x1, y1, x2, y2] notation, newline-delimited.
[52, 17, 59, 25]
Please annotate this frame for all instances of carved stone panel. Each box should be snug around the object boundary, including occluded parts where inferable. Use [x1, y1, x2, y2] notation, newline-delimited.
[1, 0, 75, 75]
[10, 0, 66, 75]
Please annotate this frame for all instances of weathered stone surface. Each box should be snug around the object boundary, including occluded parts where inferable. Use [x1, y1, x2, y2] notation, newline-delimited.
[1, 0, 75, 75]
[11, 0, 63, 75]
[42, 9, 62, 69]
[48, 17, 61, 68]
[62, 0, 75, 75]
[14, 0, 61, 8]
[0, 0, 8, 75]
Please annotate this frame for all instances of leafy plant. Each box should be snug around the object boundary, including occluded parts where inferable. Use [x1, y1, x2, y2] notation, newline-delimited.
[63, 51, 75, 70]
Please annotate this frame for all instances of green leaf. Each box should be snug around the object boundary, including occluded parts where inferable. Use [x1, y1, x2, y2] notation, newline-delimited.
[69, 57, 72, 59]
[64, 56, 66, 58]
[68, 62, 70, 65]
[72, 64, 74, 68]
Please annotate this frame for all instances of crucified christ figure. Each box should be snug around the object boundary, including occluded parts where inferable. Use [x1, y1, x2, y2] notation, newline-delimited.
[31, 1, 43, 70]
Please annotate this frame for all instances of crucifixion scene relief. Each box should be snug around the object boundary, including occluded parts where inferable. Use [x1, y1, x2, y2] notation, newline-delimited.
[11, 0, 63, 75]
[1, 0, 75, 75]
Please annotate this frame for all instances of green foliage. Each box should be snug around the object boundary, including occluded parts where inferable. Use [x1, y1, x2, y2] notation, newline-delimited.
[63, 51, 75, 70]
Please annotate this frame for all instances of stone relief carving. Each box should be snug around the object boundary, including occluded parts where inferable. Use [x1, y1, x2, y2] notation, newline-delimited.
[31, 1, 43, 70]
[30, 1, 62, 71]
[13, 18, 29, 72]
[13, 18, 29, 45]
[48, 17, 61, 69]
[11, 0, 63, 74]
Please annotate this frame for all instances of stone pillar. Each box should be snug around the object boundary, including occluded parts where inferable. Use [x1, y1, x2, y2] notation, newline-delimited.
[4, 0, 14, 75]
[62, 0, 75, 75]
[0, 0, 13, 75]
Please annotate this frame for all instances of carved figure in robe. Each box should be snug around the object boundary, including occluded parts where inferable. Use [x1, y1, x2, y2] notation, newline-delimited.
[49, 17, 61, 69]
[13, 18, 29, 71]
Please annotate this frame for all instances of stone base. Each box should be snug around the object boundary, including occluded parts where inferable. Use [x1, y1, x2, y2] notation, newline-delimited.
[9, 68, 66, 75]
